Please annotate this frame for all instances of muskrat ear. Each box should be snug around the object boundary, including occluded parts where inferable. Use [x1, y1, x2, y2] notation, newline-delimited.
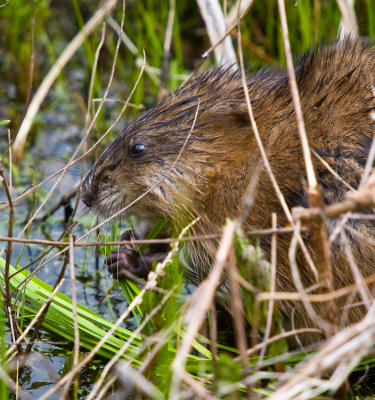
[210, 101, 250, 126]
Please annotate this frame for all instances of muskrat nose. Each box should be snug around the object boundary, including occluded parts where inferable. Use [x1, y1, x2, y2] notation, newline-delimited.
[81, 191, 94, 208]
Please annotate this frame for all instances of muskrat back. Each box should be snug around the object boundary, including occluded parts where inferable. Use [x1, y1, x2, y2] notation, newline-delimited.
[82, 39, 375, 344]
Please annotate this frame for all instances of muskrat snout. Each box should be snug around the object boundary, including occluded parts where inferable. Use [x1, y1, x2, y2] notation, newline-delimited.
[81, 191, 95, 208]
[81, 171, 96, 208]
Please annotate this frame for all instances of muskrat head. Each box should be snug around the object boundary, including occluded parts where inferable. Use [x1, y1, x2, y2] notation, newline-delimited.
[82, 67, 257, 233]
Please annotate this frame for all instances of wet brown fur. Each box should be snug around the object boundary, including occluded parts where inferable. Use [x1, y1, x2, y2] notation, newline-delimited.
[83, 39, 375, 344]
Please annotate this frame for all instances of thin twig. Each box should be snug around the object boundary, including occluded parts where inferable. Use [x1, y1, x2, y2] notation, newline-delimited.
[60, 236, 80, 398]
[71, 23, 107, 225]
[0, 166, 22, 355]
[0, 226, 309, 248]
[170, 221, 237, 398]
[197, 0, 237, 65]
[236, 2, 319, 282]
[7, 130, 12, 193]
[340, 231, 372, 311]
[312, 149, 354, 192]
[95, 375, 117, 400]
[208, 303, 217, 370]
[258, 213, 277, 364]
[86, 288, 175, 399]
[257, 270, 375, 303]
[5, 279, 65, 359]
[200, 0, 255, 62]
[157, 0, 176, 103]
[269, 309, 375, 399]
[182, 371, 219, 400]
[242, 328, 323, 358]
[277, 0, 317, 192]
[12, 0, 117, 161]
[227, 246, 250, 397]
[337, 0, 358, 39]
[278, 0, 335, 331]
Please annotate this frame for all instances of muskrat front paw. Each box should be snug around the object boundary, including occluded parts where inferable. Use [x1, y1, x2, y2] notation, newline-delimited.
[105, 230, 170, 280]
[105, 247, 151, 279]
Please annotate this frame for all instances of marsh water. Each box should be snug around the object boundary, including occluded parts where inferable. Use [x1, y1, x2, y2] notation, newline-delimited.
[0, 67, 137, 397]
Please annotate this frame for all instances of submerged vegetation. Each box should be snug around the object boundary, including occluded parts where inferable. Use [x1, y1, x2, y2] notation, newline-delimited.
[0, 0, 375, 398]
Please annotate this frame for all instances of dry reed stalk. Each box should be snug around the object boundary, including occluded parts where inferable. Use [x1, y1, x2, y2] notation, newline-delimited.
[258, 213, 277, 364]
[228, 246, 248, 363]
[95, 375, 117, 400]
[4, 280, 65, 360]
[242, 328, 323, 358]
[278, 0, 336, 335]
[12, 0, 117, 162]
[87, 290, 175, 400]
[0, 235, 220, 247]
[270, 310, 375, 399]
[197, 0, 237, 65]
[257, 269, 375, 303]
[288, 221, 332, 332]
[7, 130, 12, 194]
[170, 220, 237, 398]
[0, 165, 23, 356]
[115, 363, 162, 399]
[227, 245, 251, 398]
[71, 23, 107, 222]
[182, 370, 219, 400]
[0, 226, 309, 248]
[157, 0, 176, 103]
[337, 0, 358, 39]
[312, 149, 354, 192]
[340, 232, 372, 312]
[226, 0, 254, 26]
[60, 235, 80, 398]
[69, 235, 80, 367]
[294, 168, 375, 222]
[209, 303, 218, 369]
[236, 2, 319, 286]
[201, 0, 255, 62]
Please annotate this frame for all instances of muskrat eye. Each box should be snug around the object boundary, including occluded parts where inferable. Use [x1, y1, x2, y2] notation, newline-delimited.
[130, 143, 147, 157]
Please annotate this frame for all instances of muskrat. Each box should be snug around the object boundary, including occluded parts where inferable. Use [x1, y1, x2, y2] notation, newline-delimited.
[82, 39, 375, 344]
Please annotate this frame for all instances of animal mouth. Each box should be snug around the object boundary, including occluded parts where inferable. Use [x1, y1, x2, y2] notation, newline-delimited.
[81, 190, 95, 208]
[81, 182, 127, 221]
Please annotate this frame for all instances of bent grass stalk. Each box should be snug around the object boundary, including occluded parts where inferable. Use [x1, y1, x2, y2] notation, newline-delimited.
[0, 257, 142, 361]
[0, 250, 213, 358]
